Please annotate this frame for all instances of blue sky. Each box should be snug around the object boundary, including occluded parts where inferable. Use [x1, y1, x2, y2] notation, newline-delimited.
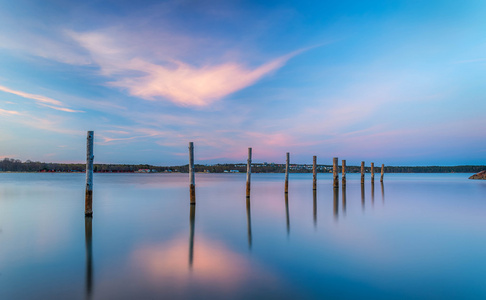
[0, 0, 485, 166]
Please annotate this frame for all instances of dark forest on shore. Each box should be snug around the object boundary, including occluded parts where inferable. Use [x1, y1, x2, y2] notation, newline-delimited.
[0, 158, 484, 174]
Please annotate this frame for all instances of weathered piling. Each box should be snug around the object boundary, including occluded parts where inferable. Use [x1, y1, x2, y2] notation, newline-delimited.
[246, 147, 252, 198]
[246, 198, 252, 249]
[189, 204, 195, 269]
[333, 157, 339, 188]
[285, 152, 290, 194]
[371, 162, 375, 183]
[189, 142, 195, 204]
[312, 156, 317, 190]
[85, 216, 93, 298]
[85, 131, 94, 216]
[380, 164, 385, 182]
[381, 181, 385, 204]
[342, 159, 346, 186]
[371, 180, 375, 206]
[360, 161, 365, 185]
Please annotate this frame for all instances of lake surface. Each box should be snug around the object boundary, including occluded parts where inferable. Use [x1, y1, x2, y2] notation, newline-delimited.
[1, 173, 486, 299]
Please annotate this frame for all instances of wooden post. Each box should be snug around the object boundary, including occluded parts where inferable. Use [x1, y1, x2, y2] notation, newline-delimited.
[342, 159, 346, 186]
[371, 162, 375, 183]
[85, 131, 94, 216]
[285, 152, 290, 194]
[380, 164, 385, 182]
[246, 148, 252, 198]
[189, 142, 195, 204]
[333, 157, 338, 188]
[361, 161, 365, 185]
[312, 156, 317, 190]
[342, 184, 347, 215]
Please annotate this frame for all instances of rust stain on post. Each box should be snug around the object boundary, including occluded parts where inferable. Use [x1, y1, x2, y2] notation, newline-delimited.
[342, 159, 346, 186]
[189, 142, 195, 204]
[371, 162, 375, 183]
[312, 156, 317, 190]
[85, 131, 94, 216]
[380, 164, 385, 182]
[361, 161, 365, 185]
[246, 147, 252, 198]
[333, 157, 339, 188]
[285, 152, 290, 194]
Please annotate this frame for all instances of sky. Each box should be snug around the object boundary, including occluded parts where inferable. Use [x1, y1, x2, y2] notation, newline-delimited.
[0, 0, 485, 166]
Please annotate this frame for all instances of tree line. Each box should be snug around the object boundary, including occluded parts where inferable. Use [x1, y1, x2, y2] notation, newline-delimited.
[0, 158, 484, 173]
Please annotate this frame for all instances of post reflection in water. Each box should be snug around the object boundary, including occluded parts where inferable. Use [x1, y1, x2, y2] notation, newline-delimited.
[313, 189, 317, 228]
[246, 197, 252, 249]
[189, 204, 196, 270]
[361, 183, 365, 211]
[341, 185, 346, 216]
[333, 187, 338, 221]
[381, 181, 385, 204]
[85, 216, 93, 300]
[285, 193, 290, 235]
[371, 180, 375, 207]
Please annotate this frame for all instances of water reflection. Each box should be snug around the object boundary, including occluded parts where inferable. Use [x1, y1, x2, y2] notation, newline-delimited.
[381, 181, 385, 204]
[85, 216, 93, 300]
[246, 198, 252, 249]
[361, 184, 365, 211]
[189, 204, 195, 269]
[371, 181, 375, 207]
[285, 193, 290, 235]
[313, 189, 317, 228]
[342, 185, 347, 216]
[333, 187, 338, 221]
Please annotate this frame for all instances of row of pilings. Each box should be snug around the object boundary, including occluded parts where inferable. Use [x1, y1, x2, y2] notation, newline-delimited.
[83, 133, 385, 214]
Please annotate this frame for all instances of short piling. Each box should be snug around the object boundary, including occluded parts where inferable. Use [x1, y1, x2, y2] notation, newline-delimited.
[85, 131, 94, 216]
[380, 164, 385, 182]
[246, 148, 252, 198]
[371, 162, 375, 183]
[342, 159, 346, 186]
[285, 152, 290, 194]
[312, 156, 317, 190]
[360, 161, 365, 185]
[189, 142, 195, 204]
[333, 157, 339, 188]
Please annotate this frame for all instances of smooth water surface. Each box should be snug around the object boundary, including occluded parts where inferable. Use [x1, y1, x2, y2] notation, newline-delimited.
[1, 173, 486, 299]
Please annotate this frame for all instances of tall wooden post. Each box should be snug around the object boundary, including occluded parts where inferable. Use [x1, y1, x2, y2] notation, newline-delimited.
[361, 161, 365, 185]
[285, 193, 290, 235]
[313, 189, 317, 228]
[333, 157, 338, 188]
[342, 184, 347, 215]
[85, 131, 94, 216]
[371, 162, 375, 183]
[361, 183, 365, 210]
[380, 164, 385, 182]
[333, 185, 338, 220]
[342, 159, 346, 186]
[312, 156, 317, 190]
[285, 152, 290, 194]
[246, 148, 252, 198]
[189, 142, 195, 204]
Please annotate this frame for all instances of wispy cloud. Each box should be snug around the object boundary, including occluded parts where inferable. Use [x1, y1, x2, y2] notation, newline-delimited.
[0, 108, 22, 116]
[0, 85, 83, 113]
[69, 30, 302, 106]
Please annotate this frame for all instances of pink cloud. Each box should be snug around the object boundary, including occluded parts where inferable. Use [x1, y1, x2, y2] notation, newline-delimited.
[69, 30, 302, 106]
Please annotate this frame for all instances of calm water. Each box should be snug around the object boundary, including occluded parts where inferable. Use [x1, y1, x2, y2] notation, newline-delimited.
[1, 173, 486, 299]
